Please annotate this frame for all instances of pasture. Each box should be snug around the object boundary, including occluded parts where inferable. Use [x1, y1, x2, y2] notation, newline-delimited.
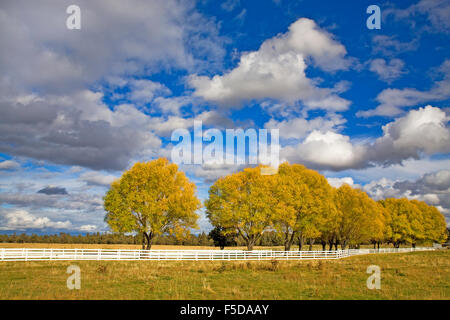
[0, 247, 448, 300]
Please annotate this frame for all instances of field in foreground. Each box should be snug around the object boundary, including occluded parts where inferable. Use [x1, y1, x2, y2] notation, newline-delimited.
[0, 250, 448, 300]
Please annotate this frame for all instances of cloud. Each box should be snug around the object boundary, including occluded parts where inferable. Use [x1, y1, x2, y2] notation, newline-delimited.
[0, 0, 226, 171]
[221, 0, 240, 12]
[327, 177, 356, 188]
[152, 96, 194, 116]
[0, 160, 20, 171]
[79, 224, 97, 232]
[80, 172, 118, 187]
[369, 58, 406, 83]
[281, 131, 367, 170]
[0, 0, 224, 95]
[264, 114, 346, 140]
[0, 90, 162, 171]
[367, 105, 450, 165]
[362, 169, 450, 223]
[358, 60, 450, 117]
[371, 35, 418, 56]
[189, 163, 245, 183]
[0, 208, 72, 230]
[281, 105, 450, 171]
[0, 191, 103, 212]
[37, 186, 68, 195]
[189, 18, 351, 110]
[0, 167, 108, 232]
[127, 80, 171, 105]
[386, 0, 450, 34]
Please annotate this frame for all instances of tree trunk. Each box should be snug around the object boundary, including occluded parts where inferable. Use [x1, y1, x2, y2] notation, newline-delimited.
[247, 242, 254, 251]
[321, 241, 326, 251]
[284, 232, 295, 251]
[143, 232, 153, 250]
[298, 236, 305, 251]
[377, 242, 380, 250]
[142, 233, 146, 250]
[308, 238, 315, 251]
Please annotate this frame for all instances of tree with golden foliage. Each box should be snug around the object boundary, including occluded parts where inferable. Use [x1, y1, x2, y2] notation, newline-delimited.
[205, 166, 276, 251]
[380, 198, 448, 247]
[104, 158, 201, 249]
[273, 163, 337, 251]
[410, 200, 447, 245]
[334, 184, 385, 249]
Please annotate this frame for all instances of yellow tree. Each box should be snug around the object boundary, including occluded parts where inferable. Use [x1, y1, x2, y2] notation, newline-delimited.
[410, 200, 447, 244]
[205, 166, 276, 251]
[378, 198, 424, 247]
[104, 158, 201, 249]
[273, 163, 337, 251]
[335, 184, 385, 249]
[372, 204, 391, 249]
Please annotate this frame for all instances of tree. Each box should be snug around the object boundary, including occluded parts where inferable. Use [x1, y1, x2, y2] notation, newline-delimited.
[272, 163, 337, 251]
[410, 200, 447, 244]
[104, 158, 201, 249]
[208, 226, 237, 249]
[334, 184, 385, 249]
[379, 198, 424, 247]
[205, 166, 276, 251]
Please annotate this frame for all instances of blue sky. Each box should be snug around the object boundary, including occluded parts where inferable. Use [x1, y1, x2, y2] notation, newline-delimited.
[0, 0, 449, 234]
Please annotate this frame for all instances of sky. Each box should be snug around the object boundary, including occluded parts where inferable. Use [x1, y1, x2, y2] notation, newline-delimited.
[0, 0, 449, 234]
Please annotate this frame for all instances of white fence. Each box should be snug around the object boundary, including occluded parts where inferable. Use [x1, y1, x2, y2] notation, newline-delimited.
[0, 247, 437, 262]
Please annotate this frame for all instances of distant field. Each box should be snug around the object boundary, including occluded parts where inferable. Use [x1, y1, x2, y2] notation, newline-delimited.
[0, 250, 448, 299]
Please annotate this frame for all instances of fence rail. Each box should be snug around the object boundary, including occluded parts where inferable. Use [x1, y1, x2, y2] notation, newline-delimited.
[0, 247, 437, 262]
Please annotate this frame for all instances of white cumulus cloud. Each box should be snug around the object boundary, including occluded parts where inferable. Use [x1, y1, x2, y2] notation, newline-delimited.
[189, 18, 351, 110]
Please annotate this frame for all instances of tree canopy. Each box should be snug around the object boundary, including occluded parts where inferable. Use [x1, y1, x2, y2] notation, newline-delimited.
[334, 184, 385, 249]
[104, 159, 447, 251]
[104, 158, 201, 249]
[272, 163, 337, 250]
[205, 166, 277, 250]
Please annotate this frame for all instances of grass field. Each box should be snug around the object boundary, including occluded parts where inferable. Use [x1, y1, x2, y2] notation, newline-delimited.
[0, 248, 448, 300]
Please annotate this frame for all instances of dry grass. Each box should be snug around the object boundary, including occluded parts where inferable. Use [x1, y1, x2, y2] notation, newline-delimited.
[0, 250, 448, 300]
